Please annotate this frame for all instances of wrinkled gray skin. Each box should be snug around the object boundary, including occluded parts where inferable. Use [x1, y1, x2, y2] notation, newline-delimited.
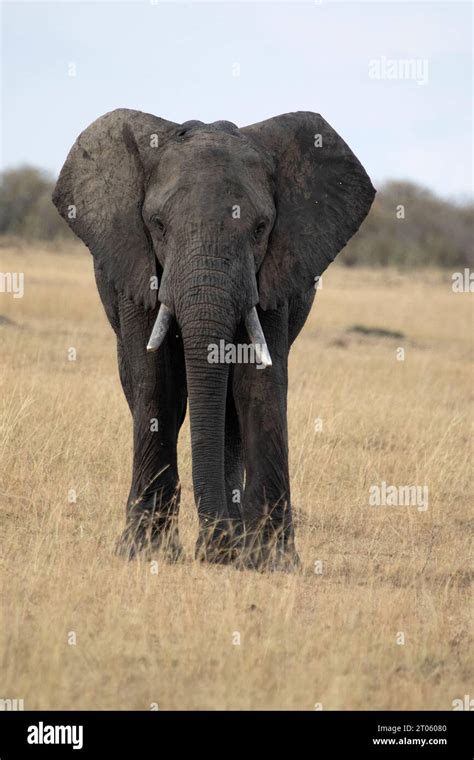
[53, 110, 375, 570]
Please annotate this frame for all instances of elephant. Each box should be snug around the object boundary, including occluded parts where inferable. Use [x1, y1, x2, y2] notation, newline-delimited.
[53, 109, 375, 570]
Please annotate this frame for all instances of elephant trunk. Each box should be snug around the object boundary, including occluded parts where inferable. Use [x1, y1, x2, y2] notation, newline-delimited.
[169, 234, 245, 559]
[146, 229, 272, 560]
[182, 325, 231, 552]
[177, 278, 237, 560]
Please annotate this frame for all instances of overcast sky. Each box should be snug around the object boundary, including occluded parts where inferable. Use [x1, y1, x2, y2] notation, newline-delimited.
[1, 1, 472, 200]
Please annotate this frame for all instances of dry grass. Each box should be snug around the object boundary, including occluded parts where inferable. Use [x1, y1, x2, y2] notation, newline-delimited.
[0, 239, 472, 710]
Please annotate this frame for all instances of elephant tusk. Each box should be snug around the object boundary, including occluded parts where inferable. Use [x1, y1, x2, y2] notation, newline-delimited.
[147, 304, 173, 352]
[245, 307, 273, 369]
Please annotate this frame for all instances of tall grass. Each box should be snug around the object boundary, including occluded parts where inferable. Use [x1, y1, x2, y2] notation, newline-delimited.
[0, 243, 472, 709]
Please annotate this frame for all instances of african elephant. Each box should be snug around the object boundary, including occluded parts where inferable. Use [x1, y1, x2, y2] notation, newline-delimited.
[53, 110, 375, 570]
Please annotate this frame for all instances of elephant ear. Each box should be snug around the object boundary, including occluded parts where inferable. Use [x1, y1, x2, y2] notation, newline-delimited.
[242, 112, 376, 310]
[52, 108, 177, 309]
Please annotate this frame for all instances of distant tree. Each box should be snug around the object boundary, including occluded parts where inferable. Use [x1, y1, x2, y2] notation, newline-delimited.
[343, 180, 473, 268]
[0, 166, 73, 240]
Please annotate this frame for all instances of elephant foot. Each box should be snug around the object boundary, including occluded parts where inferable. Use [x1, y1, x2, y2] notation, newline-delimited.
[239, 530, 300, 572]
[195, 519, 243, 565]
[239, 549, 300, 573]
[115, 516, 185, 563]
[269, 548, 300, 572]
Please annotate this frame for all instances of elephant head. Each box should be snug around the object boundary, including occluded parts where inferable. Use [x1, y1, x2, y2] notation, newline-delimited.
[53, 109, 375, 551]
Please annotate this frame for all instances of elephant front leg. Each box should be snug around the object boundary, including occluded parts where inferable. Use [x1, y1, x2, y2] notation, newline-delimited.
[114, 299, 187, 561]
[239, 415, 298, 571]
[117, 407, 184, 562]
[233, 309, 299, 571]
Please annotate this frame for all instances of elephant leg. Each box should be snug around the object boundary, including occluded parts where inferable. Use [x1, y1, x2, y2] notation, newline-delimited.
[114, 295, 187, 561]
[232, 305, 298, 571]
[224, 379, 244, 550]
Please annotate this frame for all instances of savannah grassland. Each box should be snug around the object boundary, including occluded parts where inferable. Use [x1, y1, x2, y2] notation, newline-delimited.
[0, 239, 472, 711]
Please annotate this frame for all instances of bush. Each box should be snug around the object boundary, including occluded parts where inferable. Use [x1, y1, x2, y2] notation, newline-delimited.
[343, 180, 473, 268]
[0, 166, 73, 241]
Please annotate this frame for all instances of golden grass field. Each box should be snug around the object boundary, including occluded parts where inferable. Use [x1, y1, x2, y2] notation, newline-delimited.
[0, 239, 472, 710]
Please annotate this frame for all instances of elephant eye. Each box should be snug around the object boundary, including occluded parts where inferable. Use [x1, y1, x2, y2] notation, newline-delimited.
[150, 215, 166, 238]
[253, 221, 267, 242]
